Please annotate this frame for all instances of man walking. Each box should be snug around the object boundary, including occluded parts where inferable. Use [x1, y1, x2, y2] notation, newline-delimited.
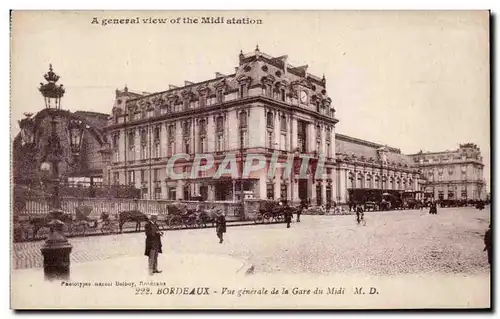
[484, 223, 492, 265]
[215, 210, 227, 244]
[145, 214, 163, 275]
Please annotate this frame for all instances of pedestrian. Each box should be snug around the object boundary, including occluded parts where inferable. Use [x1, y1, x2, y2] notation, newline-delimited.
[484, 223, 492, 265]
[284, 208, 292, 228]
[145, 214, 163, 275]
[355, 204, 364, 225]
[297, 199, 307, 223]
[429, 200, 437, 215]
[215, 210, 226, 244]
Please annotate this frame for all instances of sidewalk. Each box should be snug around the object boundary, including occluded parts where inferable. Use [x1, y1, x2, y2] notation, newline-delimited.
[11, 252, 254, 309]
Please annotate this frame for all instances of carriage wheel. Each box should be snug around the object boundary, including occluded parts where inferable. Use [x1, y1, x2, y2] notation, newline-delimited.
[169, 216, 182, 229]
[263, 212, 272, 223]
[254, 213, 264, 224]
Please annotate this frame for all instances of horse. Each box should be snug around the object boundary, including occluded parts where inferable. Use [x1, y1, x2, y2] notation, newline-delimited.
[197, 208, 217, 228]
[28, 213, 73, 240]
[118, 210, 149, 233]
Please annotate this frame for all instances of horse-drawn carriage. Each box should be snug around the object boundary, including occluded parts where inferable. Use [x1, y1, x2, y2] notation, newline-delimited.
[14, 205, 100, 241]
[253, 200, 295, 224]
[160, 202, 217, 229]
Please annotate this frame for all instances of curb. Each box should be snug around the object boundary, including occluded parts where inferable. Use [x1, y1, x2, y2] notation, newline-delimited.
[15, 220, 286, 243]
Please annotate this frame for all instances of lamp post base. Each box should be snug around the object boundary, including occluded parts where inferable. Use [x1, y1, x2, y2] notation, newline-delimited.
[41, 243, 72, 281]
[40, 209, 73, 281]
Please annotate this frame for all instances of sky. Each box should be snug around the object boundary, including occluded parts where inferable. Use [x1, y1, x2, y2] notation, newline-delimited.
[10, 10, 490, 189]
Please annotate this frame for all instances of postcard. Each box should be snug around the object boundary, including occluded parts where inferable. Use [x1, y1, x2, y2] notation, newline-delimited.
[10, 10, 491, 309]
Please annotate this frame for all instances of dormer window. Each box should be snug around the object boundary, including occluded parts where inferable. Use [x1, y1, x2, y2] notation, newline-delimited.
[199, 95, 206, 108]
[239, 84, 248, 98]
[216, 89, 224, 104]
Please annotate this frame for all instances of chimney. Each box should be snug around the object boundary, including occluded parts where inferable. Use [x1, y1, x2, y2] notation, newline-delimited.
[169, 85, 178, 90]
[215, 72, 226, 78]
[184, 81, 194, 86]
[283, 55, 288, 74]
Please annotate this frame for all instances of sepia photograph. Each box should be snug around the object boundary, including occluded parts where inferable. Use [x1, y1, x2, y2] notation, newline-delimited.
[10, 10, 491, 309]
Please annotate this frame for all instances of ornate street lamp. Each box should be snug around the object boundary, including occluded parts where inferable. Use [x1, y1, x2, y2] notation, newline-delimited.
[39, 64, 65, 109]
[38, 64, 72, 280]
[68, 119, 85, 156]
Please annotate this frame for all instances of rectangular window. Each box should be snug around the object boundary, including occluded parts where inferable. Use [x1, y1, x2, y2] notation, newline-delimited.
[154, 143, 160, 158]
[128, 171, 135, 185]
[154, 127, 161, 141]
[184, 140, 190, 154]
[112, 134, 119, 149]
[154, 187, 162, 199]
[168, 124, 175, 138]
[169, 187, 177, 200]
[281, 88, 286, 102]
[128, 147, 135, 161]
[128, 131, 135, 148]
[326, 142, 331, 158]
[216, 117, 224, 132]
[113, 172, 120, 185]
[316, 141, 321, 153]
[141, 146, 147, 160]
[266, 183, 274, 200]
[183, 99, 189, 110]
[200, 96, 206, 108]
[114, 151, 120, 162]
[168, 141, 174, 156]
[280, 133, 286, 150]
[140, 170, 146, 183]
[280, 184, 288, 200]
[140, 130, 147, 145]
[199, 136, 206, 153]
[267, 131, 274, 149]
[153, 168, 159, 182]
[216, 134, 223, 152]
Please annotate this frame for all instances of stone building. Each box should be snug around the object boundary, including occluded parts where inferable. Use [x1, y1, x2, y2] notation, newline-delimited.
[408, 143, 487, 201]
[13, 109, 110, 187]
[104, 47, 338, 203]
[334, 134, 424, 204]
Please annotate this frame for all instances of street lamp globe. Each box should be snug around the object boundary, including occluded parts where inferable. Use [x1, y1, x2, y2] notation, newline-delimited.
[39, 64, 65, 110]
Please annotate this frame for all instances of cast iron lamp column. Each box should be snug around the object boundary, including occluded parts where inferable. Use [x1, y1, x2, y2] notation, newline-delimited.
[38, 64, 72, 280]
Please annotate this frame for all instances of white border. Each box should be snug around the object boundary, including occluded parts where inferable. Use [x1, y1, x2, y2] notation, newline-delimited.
[3, 1, 497, 317]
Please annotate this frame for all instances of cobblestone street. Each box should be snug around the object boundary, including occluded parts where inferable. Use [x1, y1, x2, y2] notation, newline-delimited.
[13, 207, 491, 276]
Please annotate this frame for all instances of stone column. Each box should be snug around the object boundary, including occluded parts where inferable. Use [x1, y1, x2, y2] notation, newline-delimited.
[309, 178, 316, 205]
[176, 180, 184, 200]
[308, 123, 315, 153]
[291, 117, 298, 151]
[338, 168, 347, 204]
[207, 116, 215, 153]
[330, 167, 337, 204]
[291, 180, 299, 204]
[321, 181, 327, 205]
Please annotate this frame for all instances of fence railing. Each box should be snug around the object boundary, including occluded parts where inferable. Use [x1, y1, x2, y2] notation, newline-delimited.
[14, 198, 244, 220]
